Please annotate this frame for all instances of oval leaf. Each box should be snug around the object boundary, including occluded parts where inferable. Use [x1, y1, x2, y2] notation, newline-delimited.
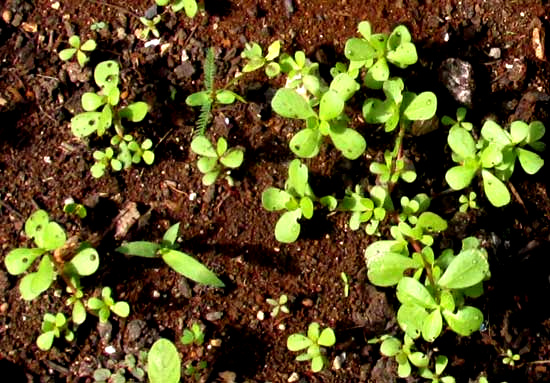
[275, 209, 302, 243]
[422, 309, 442, 342]
[289, 128, 321, 158]
[442, 306, 483, 336]
[328, 126, 366, 160]
[437, 248, 489, 289]
[119, 102, 148, 122]
[319, 90, 344, 121]
[287, 334, 312, 351]
[271, 88, 315, 119]
[148, 339, 181, 383]
[191, 135, 217, 157]
[367, 253, 420, 287]
[397, 303, 428, 339]
[5, 248, 45, 275]
[516, 148, 544, 175]
[162, 249, 224, 287]
[482, 170, 510, 207]
[403, 92, 437, 121]
[445, 165, 476, 190]
[262, 188, 292, 211]
[396, 277, 437, 309]
[67, 247, 99, 276]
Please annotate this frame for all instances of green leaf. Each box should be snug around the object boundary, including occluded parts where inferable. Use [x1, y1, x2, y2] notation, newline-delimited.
[417, 212, 447, 232]
[163, 223, 180, 245]
[330, 73, 360, 101]
[318, 328, 336, 347]
[20, 255, 55, 300]
[202, 171, 220, 186]
[35, 222, 66, 251]
[397, 359, 412, 378]
[481, 120, 511, 145]
[148, 339, 181, 383]
[482, 170, 510, 207]
[5, 248, 45, 275]
[396, 277, 437, 309]
[191, 135, 217, 157]
[94, 60, 119, 90]
[422, 309, 442, 342]
[362, 98, 393, 123]
[367, 253, 419, 287]
[319, 90, 344, 121]
[311, 355, 325, 372]
[111, 301, 130, 318]
[387, 42, 418, 68]
[76, 51, 88, 67]
[328, 124, 366, 160]
[66, 247, 99, 276]
[25, 210, 49, 238]
[442, 306, 484, 336]
[162, 249, 224, 287]
[186, 91, 211, 106]
[116, 241, 160, 257]
[409, 352, 429, 368]
[271, 88, 316, 119]
[344, 38, 375, 61]
[286, 159, 309, 197]
[275, 209, 302, 243]
[37, 331, 55, 351]
[397, 303, 428, 339]
[516, 148, 544, 174]
[300, 197, 314, 219]
[403, 92, 437, 121]
[388, 25, 412, 49]
[82, 92, 105, 111]
[289, 128, 321, 158]
[215, 90, 236, 104]
[72, 300, 86, 324]
[80, 39, 96, 52]
[448, 126, 476, 160]
[119, 102, 148, 122]
[380, 337, 401, 356]
[445, 165, 477, 190]
[527, 121, 546, 144]
[262, 188, 293, 211]
[366, 57, 389, 83]
[220, 148, 244, 168]
[438, 248, 489, 289]
[383, 77, 404, 104]
[287, 334, 312, 351]
[197, 157, 218, 173]
[143, 151, 155, 165]
[480, 143, 504, 168]
[357, 21, 371, 39]
[59, 48, 76, 61]
[71, 112, 103, 138]
[183, 0, 198, 17]
[510, 121, 529, 143]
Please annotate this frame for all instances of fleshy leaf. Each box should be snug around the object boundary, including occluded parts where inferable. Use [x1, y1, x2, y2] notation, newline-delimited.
[397, 304, 428, 339]
[422, 309, 443, 342]
[275, 209, 302, 243]
[396, 277, 437, 309]
[344, 38, 376, 61]
[66, 247, 99, 276]
[162, 249, 224, 287]
[116, 241, 160, 257]
[437, 248, 489, 289]
[148, 339, 181, 383]
[403, 92, 437, 121]
[271, 88, 315, 119]
[119, 102, 148, 122]
[442, 306, 484, 336]
[71, 112, 103, 137]
[5, 248, 45, 275]
[287, 334, 312, 351]
[220, 149, 244, 168]
[262, 188, 293, 211]
[290, 128, 321, 158]
[328, 124, 366, 160]
[191, 135, 217, 157]
[482, 170, 510, 207]
[481, 120, 511, 145]
[445, 165, 476, 190]
[516, 148, 543, 174]
[319, 90, 344, 121]
[367, 253, 420, 287]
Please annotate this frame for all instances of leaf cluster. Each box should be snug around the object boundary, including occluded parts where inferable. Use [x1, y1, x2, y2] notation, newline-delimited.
[286, 322, 336, 373]
[445, 111, 545, 206]
[59, 35, 97, 67]
[36, 313, 74, 351]
[190, 135, 244, 186]
[91, 135, 154, 178]
[155, 0, 198, 18]
[180, 322, 205, 346]
[116, 223, 224, 287]
[87, 286, 130, 323]
[138, 15, 161, 40]
[241, 40, 281, 78]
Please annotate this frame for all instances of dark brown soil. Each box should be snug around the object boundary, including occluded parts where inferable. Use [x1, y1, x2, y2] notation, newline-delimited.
[1, 0, 550, 382]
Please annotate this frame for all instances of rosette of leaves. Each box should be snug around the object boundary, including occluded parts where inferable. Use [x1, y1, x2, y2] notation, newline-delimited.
[459, 191, 478, 213]
[4, 210, 99, 300]
[180, 322, 205, 346]
[190, 135, 244, 186]
[116, 223, 225, 287]
[241, 40, 281, 78]
[156, 0, 198, 18]
[340, 184, 388, 234]
[366, 237, 489, 343]
[287, 322, 336, 373]
[261, 159, 337, 243]
[419, 355, 456, 383]
[390, 211, 448, 246]
[379, 334, 429, 378]
[36, 313, 74, 351]
[91, 135, 155, 178]
[87, 286, 130, 323]
[278, 50, 326, 101]
[344, 21, 418, 88]
[58, 35, 97, 67]
[271, 72, 366, 160]
[70, 61, 148, 138]
[445, 118, 545, 207]
[441, 107, 473, 131]
[369, 148, 417, 184]
[362, 77, 437, 133]
[138, 15, 161, 40]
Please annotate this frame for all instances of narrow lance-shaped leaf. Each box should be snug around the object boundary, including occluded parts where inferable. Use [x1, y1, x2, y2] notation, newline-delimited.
[162, 249, 225, 287]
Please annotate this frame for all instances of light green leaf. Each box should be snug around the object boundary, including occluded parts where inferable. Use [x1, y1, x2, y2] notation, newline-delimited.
[94, 60, 119, 90]
[287, 159, 309, 197]
[319, 90, 344, 121]
[37, 331, 55, 351]
[367, 253, 419, 287]
[481, 120, 511, 145]
[329, 73, 359, 101]
[116, 241, 160, 257]
[72, 300, 86, 324]
[71, 112, 103, 138]
[82, 92, 105, 111]
[516, 148, 544, 174]
[148, 339, 181, 383]
[186, 91, 211, 106]
[111, 301, 130, 318]
[58, 48, 76, 61]
[328, 124, 366, 160]
[311, 355, 325, 372]
[290, 128, 321, 158]
[366, 57, 389, 83]
[380, 337, 401, 356]
[80, 39, 97, 52]
[362, 98, 393, 123]
[215, 90, 236, 104]
[442, 306, 484, 336]
[445, 165, 477, 190]
[197, 157, 218, 173]
[262, 188, 293, 211]
[161, 223, 180, 246]
[417, 212, 447, 232]
[396, 277, 437, 309]
[422, 309, 442, 342]
[482, 170, 510, 207]
[344, 38, 375, 61]
[300, 197, 314, 219]
[409, 352, 429, 368]
[35, 222, 66, 251]
[510, 121, 529, 144]
[403, 92, 437, 121]
[271, 88, 315, 119]
[191, 135, 217, 157]
[162, 249, 224, 287]
[387, 42, 418, 68]
[480, 142, 504, 168]
[357, 21, 371, 39]
[266, 40, 281, 60]
[527, 121, 546, 144]
[66, 247, 99, 276]
[220, 148, 244, 168]
[318, 328, 336, 347]
[202, 171, 219, 186]
[448, 126, 476, 159]
[275, 209, 302, 243]
[20, 255, 55, 300]
[287, 334, 312, 351]
[438, 248, 489, 289]
[182, 0, 198, 17]
[388, 25, 412, 49]
[119, 102, 148, 122]
[5, 248, 45, 275]
[397, 303, 428, 339]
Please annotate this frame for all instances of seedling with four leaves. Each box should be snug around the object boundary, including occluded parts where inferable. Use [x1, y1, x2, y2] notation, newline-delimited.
[190, 135, 244, 186]
[138, 15, 162, 40]
[116, 222, 225, 287]
[266, 294, 289, 317]
[241, 40, 281, 78]
[37, 312, 74, 351]
[459, 191, 478, 212]
[87, 286, 130, 323]
[181, 322, 205, 346]
[287, 322, 336, 373]
[58, 35, 97, 67]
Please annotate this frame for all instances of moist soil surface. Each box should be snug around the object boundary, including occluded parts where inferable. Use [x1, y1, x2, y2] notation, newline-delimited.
[2, 0, 550, 382]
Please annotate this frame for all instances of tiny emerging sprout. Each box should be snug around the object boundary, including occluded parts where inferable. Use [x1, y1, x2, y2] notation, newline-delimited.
[502, 349, 520, 366]
[458, 191, 478, 213]
[287, 322, 336, 373]
[87, 286, 130, 323]
[181, 322, 205, 345]
[266, 294, 290, 317]
[36, 313, 74, 351]
[58, 35, 97, 67]
[138, 15, 162, 40]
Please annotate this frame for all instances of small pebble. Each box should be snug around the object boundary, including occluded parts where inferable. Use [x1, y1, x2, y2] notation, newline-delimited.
[301, 298, 313, 307]
[257, 310, 265, 321]
[206, 311, 223, 321]
[288, 372, 299, 382]
[210, 338, 222, 347]
[104, 345, 116, 354]
[488, 47, 501, 59]
[2, 9, 12, 23]
[0, 302, 8, 314]
[50, 1, 60, 10]
[21, 22, 37, 33]
[152, 290, 160, 298]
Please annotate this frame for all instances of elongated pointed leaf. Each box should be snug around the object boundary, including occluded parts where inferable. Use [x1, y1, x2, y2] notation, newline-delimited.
[438, 248, 489, 289]
[162, 249, 224, 287]
[116, 241, 160, 257]
[148, 339, 181, 383]
[271, 88, 315, 119]
[163, 223, 180, 245]
[396, 277, 437, 309]
[482, 170, 510, 207]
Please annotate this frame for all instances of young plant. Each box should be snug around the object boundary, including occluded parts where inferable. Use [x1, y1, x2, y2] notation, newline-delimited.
[90, 21, 108, 31]
[344, 22, 418, 88]
[90, 135, 154, 178]
[116, 223, 225, 287]
[279, 50, 325, 99]
[266, 294, 289, 317]
[147, 338, 181, 383]
[58, 35, 97, 67]
[190, 135, 244, 186]
[378, 334, 429, 378]
[181, 322, 205, 346]
[63, 201, 87, 219]
[445, 114, 545, 207]
[502, 349, 520, 366]
[66, 281, 87, 325]
[287, 322, 336, 373]
[156, 0, 198, 18]
[262, 159, 336, 243]
[459, 191, 478, 212]
[419, 355, 456, 383]
[36, 312, 74, 351]
[340, 184, 388, 234]
[93, 352, 147, 382]
[441, 107, 473, 131]
[241, 40, 281, 78]
[184, 361, 207, 381]
[4, 210, 99, 300]
[138, 15, 161, 40]
[186, 47, 245, 134]
[87, 286, 130, 323]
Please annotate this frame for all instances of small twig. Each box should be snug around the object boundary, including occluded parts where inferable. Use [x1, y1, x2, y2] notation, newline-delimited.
[507, 181, 528, 214]
[0, 199, 24, 220]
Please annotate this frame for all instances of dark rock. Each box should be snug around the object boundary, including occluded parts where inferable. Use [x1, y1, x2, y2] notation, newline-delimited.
[439, 58, 475, 107]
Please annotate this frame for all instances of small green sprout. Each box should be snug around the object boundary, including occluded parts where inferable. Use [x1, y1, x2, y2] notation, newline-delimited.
[91, 135, 155, 178]
[94, 351, 148, 382]
[138, 15, 161, 40]
[502, 349, 520, 366]
[87, 286, 130, 323]
[369, 148, 417, 184]
[190, 135, 244, 186]
[266, 294, 289, 317]
[181, 322, 205, 346]
[66, 282, 87, 325]
[459, 191, 478, 212]
[148, 338, 181, 383]
[419, 355, 456, 383]
[37, 313, 74, 351]
[340, 272, 349, 297]
[441, 107, 473, 131]
[184, 361, 207, 381]
[116, 223, 225, 288]
[90, 21, 108, 31]
[379, 334, 428, 378]
[156, 0, 198, 18]
[241, 40, 281, 78]
[340, 185, 389, 235]
[59, 35, 97, 67]
[64, 201, 87, 219]
[287, 322, 336, 373]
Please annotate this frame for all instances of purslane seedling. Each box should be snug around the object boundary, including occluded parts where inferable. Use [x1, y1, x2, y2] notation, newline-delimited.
[87, 286, 130, 323]
[266, 294, 290, 317]
[58, 35, 97, 67]
[241, 40, 281, 78]
[37, 312, 74, 351]
[156, 0, 198, 18]
[287, 322, 336, 373]
[138, 15, 161, 40]
[502, 349, 520, 367]
[459, 191, 478, 213]
[116, 222, 225, 287]
[190, 135, 244, 186]
[445, 110, 545, 206]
